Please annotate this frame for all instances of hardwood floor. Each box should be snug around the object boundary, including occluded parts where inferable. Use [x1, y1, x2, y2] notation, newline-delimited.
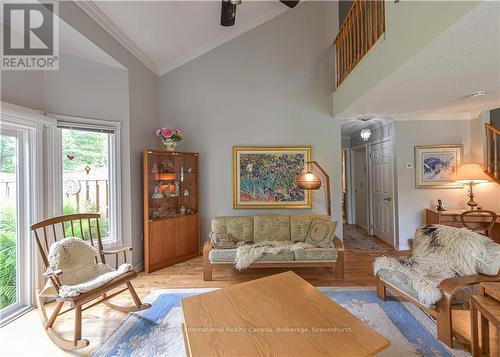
[1, 251, 494, 356]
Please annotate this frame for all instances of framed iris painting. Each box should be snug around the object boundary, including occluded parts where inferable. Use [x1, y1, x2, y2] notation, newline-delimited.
[233, 146, 312, 209]
[415, 144, 463, 188]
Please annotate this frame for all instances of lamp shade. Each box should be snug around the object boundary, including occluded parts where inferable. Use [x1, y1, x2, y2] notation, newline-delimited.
[455, 163, 490, 184]
[296, 171, 321, 190]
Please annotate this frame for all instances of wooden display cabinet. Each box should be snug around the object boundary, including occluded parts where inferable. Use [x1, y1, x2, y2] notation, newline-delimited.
[143, 150, 199, 273]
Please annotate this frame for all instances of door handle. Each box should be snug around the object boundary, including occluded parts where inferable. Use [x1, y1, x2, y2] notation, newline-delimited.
[383, 197, 392, 202]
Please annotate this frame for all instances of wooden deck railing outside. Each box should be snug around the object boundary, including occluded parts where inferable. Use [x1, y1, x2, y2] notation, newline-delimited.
[334, 0, 385, 87]
[1, 179, 109, 217]
[485, 123, 500, 183]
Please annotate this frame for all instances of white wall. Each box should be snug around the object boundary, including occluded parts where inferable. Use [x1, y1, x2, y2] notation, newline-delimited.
[158, 1, 342, 242]
[470, 111, 489, 166]
[58, 2, 160, 266]
[394, 118, 500, 249]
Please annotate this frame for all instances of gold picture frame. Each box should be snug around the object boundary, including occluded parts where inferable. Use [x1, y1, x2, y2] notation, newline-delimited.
[232, 146, 312, 209]
[414, 144, 464, 188]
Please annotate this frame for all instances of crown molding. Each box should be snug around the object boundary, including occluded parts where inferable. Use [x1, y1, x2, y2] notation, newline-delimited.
[159, 6, 288, 76]
[74, 1, 159, 76]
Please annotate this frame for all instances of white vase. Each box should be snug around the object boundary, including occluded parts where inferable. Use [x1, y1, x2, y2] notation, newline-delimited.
[163, 140, 177, 151]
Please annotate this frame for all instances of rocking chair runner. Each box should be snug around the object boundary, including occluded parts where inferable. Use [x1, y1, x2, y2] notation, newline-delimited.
[31, 213, 150, 350]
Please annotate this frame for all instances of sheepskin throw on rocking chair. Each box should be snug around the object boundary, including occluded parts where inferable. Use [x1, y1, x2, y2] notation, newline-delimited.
[374, 224, 500, 306]
[41, 237, 132, 298]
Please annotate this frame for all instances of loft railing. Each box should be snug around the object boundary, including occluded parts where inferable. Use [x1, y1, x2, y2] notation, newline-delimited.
[334, 0, 385, 87]
[485, 123, 500, 183]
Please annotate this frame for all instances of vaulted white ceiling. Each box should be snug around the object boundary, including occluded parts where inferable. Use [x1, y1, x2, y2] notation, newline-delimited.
[78, 1, 291, 76]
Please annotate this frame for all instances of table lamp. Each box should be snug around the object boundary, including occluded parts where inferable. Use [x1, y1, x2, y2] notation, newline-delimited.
[296, 161, 331, 216]
[455, 163, 490, 210]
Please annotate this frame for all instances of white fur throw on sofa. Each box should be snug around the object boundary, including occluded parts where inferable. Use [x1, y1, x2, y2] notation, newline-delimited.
[235, 241, 315, 270]
[41, 237, 132, 298]
[374, 225, 500, 306]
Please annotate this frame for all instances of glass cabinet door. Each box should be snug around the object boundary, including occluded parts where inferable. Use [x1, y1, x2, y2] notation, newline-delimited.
[146, 152, 198, 220]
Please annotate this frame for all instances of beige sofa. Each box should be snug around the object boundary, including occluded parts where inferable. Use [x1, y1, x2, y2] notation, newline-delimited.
[203, 214, 344, 281]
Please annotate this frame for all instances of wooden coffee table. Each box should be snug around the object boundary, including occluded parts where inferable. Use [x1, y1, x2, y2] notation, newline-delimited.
[181, 271, 390, 357]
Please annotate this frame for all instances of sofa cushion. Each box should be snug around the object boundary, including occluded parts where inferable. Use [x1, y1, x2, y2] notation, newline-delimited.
[290, 215, 330, 242]
[294, 246, 337, 261]
[305, 220, 338, 248]
[209, 229, 235, 249]
[211, 216, 253, 242]
[377, 268, 476, 307]
[254, 215, 290, 242]
[377, 269, 422, 304]
[209, 248, 237, 262]
[209, 248, 294, 263]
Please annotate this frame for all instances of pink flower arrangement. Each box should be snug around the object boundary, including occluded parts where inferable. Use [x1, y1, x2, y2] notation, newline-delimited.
[155, 127, 183, 143]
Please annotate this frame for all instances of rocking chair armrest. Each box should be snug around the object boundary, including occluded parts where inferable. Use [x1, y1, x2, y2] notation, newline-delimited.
[438, 274, 500, 298]
[102, 246, 133, 255]
[43, 268, 63, 278]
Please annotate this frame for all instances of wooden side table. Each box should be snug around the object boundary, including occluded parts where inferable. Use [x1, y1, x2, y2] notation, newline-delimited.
[470, 282, 500, 357]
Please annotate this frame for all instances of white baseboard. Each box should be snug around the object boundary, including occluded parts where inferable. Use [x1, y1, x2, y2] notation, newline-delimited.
[134, 262, 144, 272]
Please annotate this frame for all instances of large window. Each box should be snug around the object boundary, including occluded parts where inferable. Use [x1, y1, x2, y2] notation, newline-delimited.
[58, 121, 120, 244]
[0, 106, 121, 324]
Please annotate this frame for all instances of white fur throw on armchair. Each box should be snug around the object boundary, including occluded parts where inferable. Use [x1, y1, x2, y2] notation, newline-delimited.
[41, 237, 132, 298]
[374, 225, 500, 306]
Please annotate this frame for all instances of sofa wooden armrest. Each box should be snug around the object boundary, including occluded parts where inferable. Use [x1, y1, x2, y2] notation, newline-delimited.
[438, 274, 500, 297]
[203, 240, 213, 281]
[435, 273, 500, 346]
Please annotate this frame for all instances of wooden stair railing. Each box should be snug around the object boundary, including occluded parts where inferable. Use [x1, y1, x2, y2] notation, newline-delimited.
[334, 0, 385, 87]
[485, 123, 500, 183]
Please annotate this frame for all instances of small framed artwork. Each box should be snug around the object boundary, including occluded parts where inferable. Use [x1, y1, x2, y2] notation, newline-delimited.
[232, 146, 312, 209]
[414, 144, 463, 188]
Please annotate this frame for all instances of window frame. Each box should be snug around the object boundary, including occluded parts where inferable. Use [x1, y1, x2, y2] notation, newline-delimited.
[51, 115, 122, 247]
[0, 103, 45, 325]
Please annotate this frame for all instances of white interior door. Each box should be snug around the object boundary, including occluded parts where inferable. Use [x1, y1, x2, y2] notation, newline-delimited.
[371, 139, 395, 245]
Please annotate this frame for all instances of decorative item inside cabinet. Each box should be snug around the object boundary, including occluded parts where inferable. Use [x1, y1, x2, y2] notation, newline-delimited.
[143, 150, 200, 273]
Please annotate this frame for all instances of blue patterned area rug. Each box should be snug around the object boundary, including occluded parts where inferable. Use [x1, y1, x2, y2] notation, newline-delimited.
[93, 287, 469, 357]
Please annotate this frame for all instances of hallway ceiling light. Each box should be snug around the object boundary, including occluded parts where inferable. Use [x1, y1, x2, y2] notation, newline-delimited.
[360, 128, 371, 141]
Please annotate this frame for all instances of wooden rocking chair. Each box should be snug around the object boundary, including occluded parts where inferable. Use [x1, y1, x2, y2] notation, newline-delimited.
[31, 213, 151, 350]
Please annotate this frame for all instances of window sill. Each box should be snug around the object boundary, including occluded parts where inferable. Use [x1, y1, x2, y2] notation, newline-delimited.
[0, 305, 35, 327]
